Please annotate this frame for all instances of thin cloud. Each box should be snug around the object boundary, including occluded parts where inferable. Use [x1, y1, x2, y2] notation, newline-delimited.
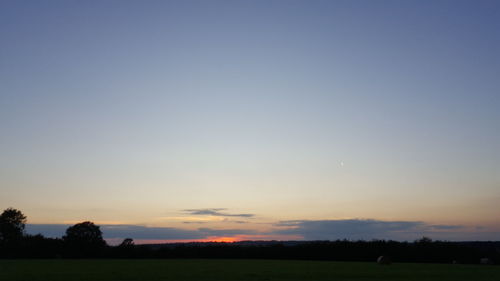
[26, 224, 68, 238]
[429, 224, 463, 230]
[27, 219, 493, 243]
[273, 219, 460, 241]
[26, 224, 257, 240]
[183, 208, 254, 218]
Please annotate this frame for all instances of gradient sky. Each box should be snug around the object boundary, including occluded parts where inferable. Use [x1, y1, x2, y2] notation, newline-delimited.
[1, 0, 499, 243]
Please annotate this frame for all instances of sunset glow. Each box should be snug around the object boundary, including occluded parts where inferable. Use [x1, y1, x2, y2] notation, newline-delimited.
[1, 0, 499, 243]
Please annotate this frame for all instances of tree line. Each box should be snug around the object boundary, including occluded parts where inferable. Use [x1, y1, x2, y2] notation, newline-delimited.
[0, 207, 498, 263]
[0, 207, 130, 258]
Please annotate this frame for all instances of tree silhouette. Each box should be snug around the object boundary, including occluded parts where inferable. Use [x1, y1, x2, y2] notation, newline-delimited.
[415, 236, 433, 244]
[0, 208, 27, 243]
[119, 238, 134, 247]
[63, 221, 106, 256]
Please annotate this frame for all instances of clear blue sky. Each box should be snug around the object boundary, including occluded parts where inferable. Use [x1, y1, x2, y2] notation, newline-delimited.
[1, 0, 499, 242]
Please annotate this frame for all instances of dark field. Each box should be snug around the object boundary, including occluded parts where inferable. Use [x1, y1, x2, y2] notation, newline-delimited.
[1, 259, 499, 281]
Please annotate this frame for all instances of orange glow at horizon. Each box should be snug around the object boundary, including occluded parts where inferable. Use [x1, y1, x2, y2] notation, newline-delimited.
[125, 234, 304, 245]
[128, 237, 238, 244]
[205, 236, 239, 243]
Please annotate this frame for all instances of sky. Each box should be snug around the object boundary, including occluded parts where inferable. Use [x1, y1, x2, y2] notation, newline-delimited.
[1, 0, 499, 243]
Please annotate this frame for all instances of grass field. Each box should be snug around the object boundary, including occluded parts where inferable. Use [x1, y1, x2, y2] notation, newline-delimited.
[0, 259, 499, 281]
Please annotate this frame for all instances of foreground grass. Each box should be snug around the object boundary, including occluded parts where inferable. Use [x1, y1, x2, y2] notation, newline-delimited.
[0, 259, 499, 281]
